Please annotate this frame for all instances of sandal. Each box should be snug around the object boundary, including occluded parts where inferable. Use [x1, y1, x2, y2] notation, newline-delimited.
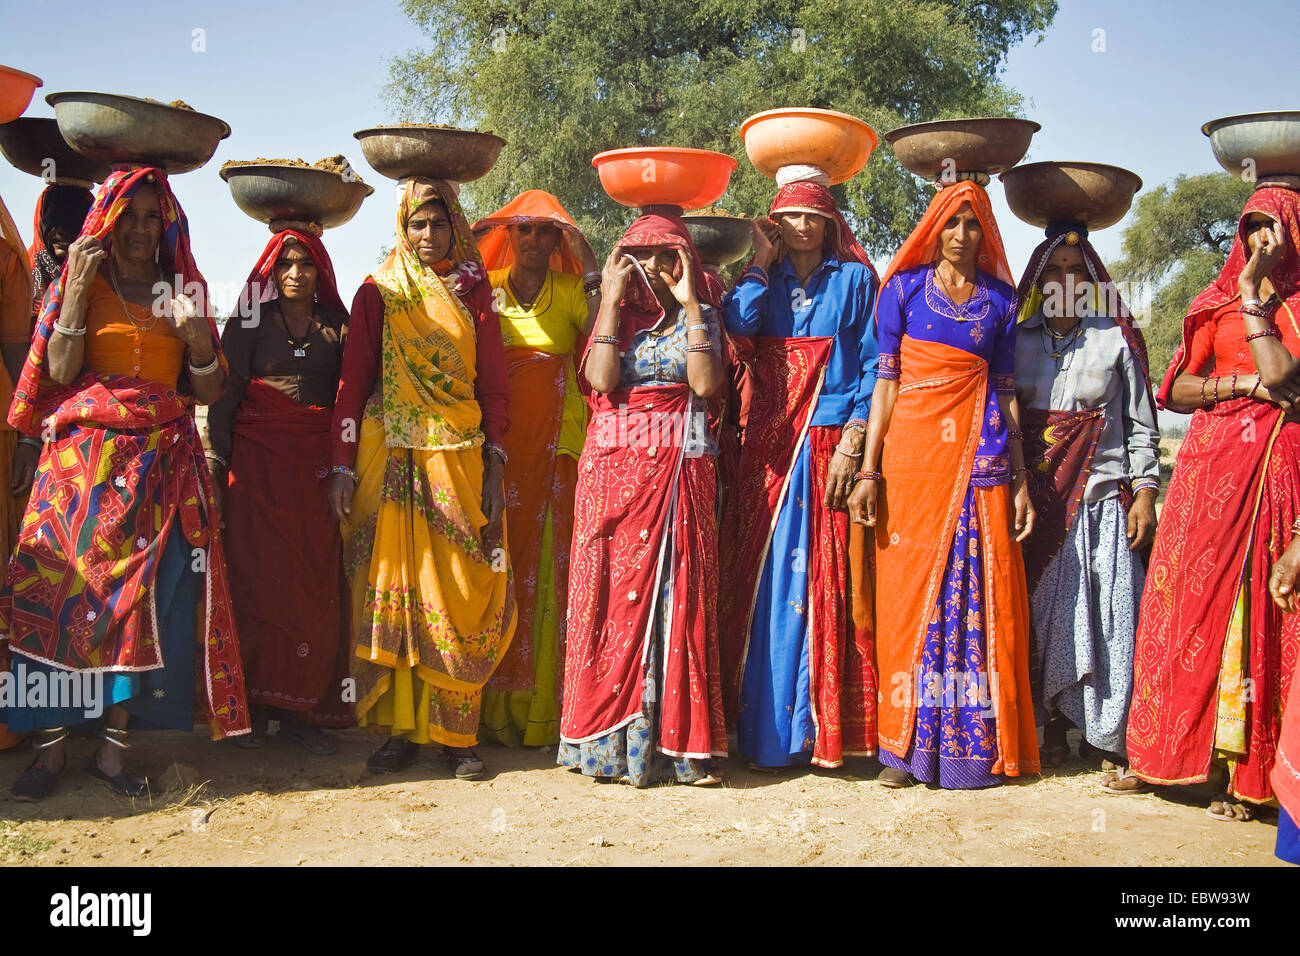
[366, 737, 418, 774]
[1206, 792, 1255, 822]
[443, 747, 484, 780]
[878, 766, 913, 788]
[12, 757, 62, 802]
[230, 717, 268, 750]
[1042, 718, 1070, 768]
[11, 729, 66, 802]
[88, 756, 150, 798]
[277, 723, 338, 756]
[1078, 739, 1124, 770]
[1098, 766, 1150, 794]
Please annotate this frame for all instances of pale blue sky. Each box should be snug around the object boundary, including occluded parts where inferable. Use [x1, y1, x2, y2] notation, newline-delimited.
[2, 0, 1297, 313]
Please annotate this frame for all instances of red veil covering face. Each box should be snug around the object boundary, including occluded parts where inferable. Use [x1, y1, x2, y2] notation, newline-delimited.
[561, 212, 727, 765]
[218, 229, 353, 726]
[1129, 186, 1300, 801]
[1013, 226, 1154, 592]
[0, 166, 249, 740]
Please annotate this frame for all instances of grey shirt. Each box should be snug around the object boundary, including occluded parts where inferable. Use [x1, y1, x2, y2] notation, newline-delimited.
[1015, 310, 1161, 503]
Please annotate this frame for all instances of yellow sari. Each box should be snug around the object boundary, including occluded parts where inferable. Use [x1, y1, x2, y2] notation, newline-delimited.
[346, 180, 516, 747]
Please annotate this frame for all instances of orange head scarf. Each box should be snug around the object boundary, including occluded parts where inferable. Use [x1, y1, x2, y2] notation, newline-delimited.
[472, 189, 586, 276]
[880, 180, 1012, 288]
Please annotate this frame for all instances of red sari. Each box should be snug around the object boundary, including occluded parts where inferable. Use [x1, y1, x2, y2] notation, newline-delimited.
[1128, 187, 1300, 802]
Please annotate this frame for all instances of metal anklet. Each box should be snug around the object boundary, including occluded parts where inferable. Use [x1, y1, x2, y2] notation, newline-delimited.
[100, 727, 132, 750]
[33, 728, 68, 750]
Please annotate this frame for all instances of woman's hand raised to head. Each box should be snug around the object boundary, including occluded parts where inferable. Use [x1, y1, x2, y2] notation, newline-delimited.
[749, 218, 782, 271]
[1241, 220, 1287, 297]
[663, 248, 699, 307]
[65, 236, 106, 294]
[601, 247, 636, 302]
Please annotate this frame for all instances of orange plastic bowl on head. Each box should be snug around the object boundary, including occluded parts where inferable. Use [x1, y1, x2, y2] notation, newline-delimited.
[740, 108, 877, 185]
[0, 65, 42, 125]
[592, 147, 737, 210]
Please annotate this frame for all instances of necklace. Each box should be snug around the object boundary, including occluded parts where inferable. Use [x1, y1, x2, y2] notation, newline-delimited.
[508, 273, 546, 312]
[109, 261, 161, 333]
[934, 266, 979, 322]
[1040, 320, 1082, 368]
[282, 311, 318, 358]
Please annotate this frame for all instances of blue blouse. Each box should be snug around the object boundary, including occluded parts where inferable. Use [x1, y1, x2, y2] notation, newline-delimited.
[619, 304, 720, 456]
[875, 264, 1018, 486]
[722, 252, 878, 427]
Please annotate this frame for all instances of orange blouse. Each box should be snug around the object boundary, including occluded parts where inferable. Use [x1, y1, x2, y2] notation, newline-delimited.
[1185, 299, 1300, 376]
[83, 272, 185, 386]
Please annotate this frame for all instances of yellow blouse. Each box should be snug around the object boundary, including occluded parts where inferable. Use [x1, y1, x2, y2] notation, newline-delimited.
[84, 272, 185, 386]
[489, 267, 588, 458]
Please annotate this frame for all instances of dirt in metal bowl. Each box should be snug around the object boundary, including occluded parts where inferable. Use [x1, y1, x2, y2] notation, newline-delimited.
[353, 125, 506, 182]
[740, 107, 876, 184]
[220, 162, 374, 230]
[46, 91, 230, 174]
[0, 64, 41, 125]
[1202, 110, 1300, 179]
[884, 117, 1039, 181]
[0, 117, 113, 185]
[592, 147, 737, 211]
[1000, 161, 1142, 232]
[683, 214, 752, 268]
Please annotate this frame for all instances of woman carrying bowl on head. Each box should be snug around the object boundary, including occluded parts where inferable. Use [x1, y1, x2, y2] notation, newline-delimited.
[848, 179, 1040, 790]
[1121, 185, 1300, 821]
[204, 226, 353, 753]
[472, 190, 599, 748]
[0, 166, 250, 801]
[559, 210, 727, 787]
[29, 184, 95, 315]
[719, 171, 879, 771]
[328, 177, 514, 781]
[1013, 225, 1160, 773]
[0, 188, 34, 752]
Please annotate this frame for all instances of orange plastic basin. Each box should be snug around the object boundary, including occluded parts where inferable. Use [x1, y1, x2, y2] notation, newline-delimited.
[592, 147, 737, 210]
[740, 107, 876, 184]
[0, 64, 42, 125]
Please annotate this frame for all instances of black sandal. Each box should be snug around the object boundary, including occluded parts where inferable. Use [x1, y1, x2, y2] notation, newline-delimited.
[90, 727, 149, 798]
[367, 737, 418, 774]
[12, 729, 67, 802]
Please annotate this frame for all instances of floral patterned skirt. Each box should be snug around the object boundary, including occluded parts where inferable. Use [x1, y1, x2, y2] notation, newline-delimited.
[879, 485, 1001, 789]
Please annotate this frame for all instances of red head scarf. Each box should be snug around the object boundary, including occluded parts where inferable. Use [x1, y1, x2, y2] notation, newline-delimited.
[473, 189, 586, 275]
[880, 180, 1013, 288]
[610, 210, 718, 353]
[1016, 226, 1153, 389]
[1157, 186, 1300, 408]
[232, 229, 346, 324]
[9, 165, 222, 435]
[769, 180, 878, 280]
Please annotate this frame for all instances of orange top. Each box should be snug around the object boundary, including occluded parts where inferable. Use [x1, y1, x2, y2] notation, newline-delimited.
[83, 272, 185, 386]
[1184, 300, 1300, 377]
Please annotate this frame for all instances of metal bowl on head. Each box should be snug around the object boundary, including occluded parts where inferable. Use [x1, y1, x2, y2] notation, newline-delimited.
[46, 91, 230, 174]
[683, 215, 752, 269]
[1000, 161, 1143, 231]
[0, 64, 42, 125]
[740, 107, 877, 184]
[0, 117, 113, 185]
[884, 117, 1039, 181]
[592, 147, 737, 211]
[1202, 111, 1300, 179]
[353, 126, 506, 182]
[220, 163, 375, 231]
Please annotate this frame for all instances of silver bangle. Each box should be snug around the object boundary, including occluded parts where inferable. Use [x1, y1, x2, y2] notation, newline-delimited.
[188, 355, 220, 376]
[205, 452, 228, 469]
[485, 442, 508, 465]
[52, 320, 87, 337]
[686, 324, 710, 333]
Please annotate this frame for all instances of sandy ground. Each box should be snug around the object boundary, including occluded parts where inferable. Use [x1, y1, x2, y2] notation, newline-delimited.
[0, 725, 1284, 866]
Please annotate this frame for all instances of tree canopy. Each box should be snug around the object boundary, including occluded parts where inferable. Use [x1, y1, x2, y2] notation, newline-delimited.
[1111, 173, 1253, 380]
[387, 0, 1057, 255]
